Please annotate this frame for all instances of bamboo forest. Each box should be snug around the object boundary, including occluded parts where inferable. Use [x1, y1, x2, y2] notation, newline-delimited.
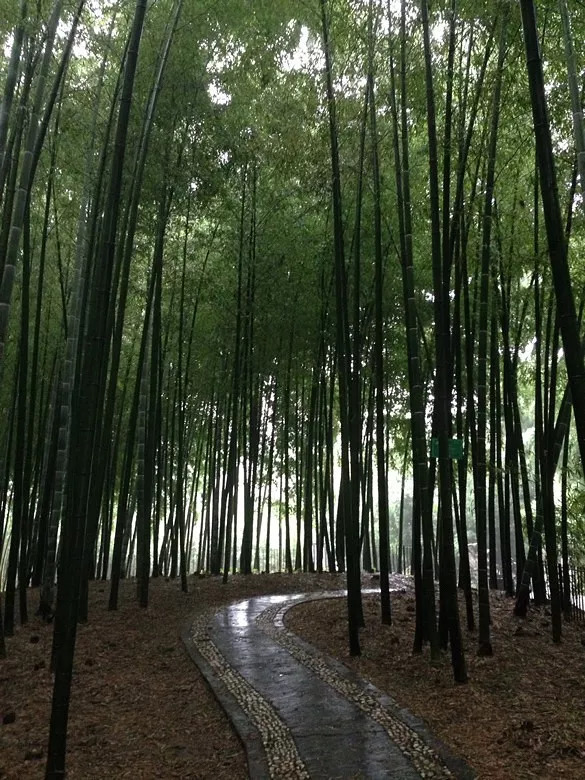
[1, 0, 585, 778]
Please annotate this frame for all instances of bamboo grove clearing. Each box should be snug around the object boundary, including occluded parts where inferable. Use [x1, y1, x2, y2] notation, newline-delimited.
[1, 1, 585, 777]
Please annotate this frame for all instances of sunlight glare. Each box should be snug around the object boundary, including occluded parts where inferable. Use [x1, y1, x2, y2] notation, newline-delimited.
[280, 25, 324, 74]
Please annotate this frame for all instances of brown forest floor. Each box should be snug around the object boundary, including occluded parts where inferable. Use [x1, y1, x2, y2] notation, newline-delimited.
[0, 573, 584, 779]
[287, 584, 585, 780]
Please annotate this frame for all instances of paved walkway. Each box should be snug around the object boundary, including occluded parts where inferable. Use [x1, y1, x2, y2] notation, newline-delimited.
[182, 592, 474, 779]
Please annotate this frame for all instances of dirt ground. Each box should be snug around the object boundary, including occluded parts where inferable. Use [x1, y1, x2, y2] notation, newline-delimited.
[1, 573, 584, 779]
[0, 573, 346, 780]
[287, 584, 585, 779]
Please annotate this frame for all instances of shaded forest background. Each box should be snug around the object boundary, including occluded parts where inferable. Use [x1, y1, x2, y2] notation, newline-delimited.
[1, 0, 585, 775]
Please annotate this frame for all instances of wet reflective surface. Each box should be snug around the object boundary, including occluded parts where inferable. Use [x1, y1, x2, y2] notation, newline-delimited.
[210, 595, 422, 779]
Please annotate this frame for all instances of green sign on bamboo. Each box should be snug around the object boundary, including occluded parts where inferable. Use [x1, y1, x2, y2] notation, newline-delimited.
[430, 437, 464, 459]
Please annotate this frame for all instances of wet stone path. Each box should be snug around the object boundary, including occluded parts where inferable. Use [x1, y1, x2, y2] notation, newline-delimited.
[182, 592, 474, 780]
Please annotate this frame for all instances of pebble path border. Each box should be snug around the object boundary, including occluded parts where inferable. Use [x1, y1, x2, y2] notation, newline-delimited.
[183, 591, 475, 780]
[256, 593, 461, 779]
[184, 610, 310, 779]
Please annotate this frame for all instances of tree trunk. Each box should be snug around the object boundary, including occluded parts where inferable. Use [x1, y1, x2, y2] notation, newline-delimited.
[421, 0, 466, 682]
[520, 0, 585, 476]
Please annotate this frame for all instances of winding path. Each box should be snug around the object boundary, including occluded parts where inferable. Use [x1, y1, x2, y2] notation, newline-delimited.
[182, 592, 474, 780]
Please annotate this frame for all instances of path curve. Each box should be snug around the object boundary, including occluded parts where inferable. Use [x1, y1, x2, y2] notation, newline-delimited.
[182, 591, 474, 780]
